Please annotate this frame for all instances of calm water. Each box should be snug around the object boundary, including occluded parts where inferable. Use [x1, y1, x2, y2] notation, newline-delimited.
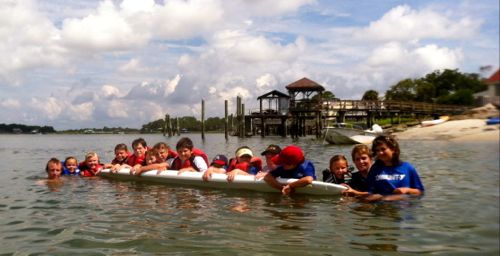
[0, 134, 498, 255]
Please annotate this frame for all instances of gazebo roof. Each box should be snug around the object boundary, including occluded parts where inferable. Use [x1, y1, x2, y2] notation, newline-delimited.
[257, 90, 290, 100]
[285, 77, 325, 92]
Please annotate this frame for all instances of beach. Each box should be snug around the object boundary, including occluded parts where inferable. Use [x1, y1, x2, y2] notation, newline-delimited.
[394, 119, 499, 141]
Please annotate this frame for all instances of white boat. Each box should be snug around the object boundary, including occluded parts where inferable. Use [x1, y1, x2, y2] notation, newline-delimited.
[421, 116, 449, 127]
[99, 169, 346, 196]
[323, 123, 382, 145]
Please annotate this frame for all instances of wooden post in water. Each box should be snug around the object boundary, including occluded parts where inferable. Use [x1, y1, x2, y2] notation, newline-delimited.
[163, 114, 168, 136]
[201, 99, 205, 140]
[176, 117, 180, 136]
[236, 96, 241, 137]
[224, 100, 229, 140]
[168, 116, 173, 137]
[241, 103, 245, 137]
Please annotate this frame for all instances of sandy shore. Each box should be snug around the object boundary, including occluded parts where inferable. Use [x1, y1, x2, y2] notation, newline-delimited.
[393, 119, 499, 142]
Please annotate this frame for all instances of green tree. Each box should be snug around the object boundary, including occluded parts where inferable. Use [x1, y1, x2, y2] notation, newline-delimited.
[385, 69, 487, 105]
[384, 78, 417, 101]
[362, 90, 379, 101]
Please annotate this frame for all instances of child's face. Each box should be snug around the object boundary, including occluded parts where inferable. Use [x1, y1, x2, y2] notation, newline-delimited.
[146, 154, 157, 165]
[330, 160, 348, 179]
[237, 155, 251, 163]
[178, 147, 192, 161]
[86, 155, 99, 170]
[47, 162, 62, 179]
[353, 153, 372, 173]
[133, 144, 147, 157]
[264, 153, 277, 165]
[65, 159, 78, 173]
[374, 142, 394, 165]
[157, 148, 169, 161]
[115, 149, 129, 162]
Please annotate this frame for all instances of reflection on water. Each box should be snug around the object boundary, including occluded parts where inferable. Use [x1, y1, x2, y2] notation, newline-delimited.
[0, 134, 498, 255]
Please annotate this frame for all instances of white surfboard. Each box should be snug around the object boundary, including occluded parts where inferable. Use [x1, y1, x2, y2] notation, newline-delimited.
[99, 169, 346, 196]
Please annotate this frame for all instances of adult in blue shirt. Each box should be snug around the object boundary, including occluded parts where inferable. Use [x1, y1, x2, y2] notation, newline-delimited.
[264, 145, 316, 195]
[365, 135, 424, 201]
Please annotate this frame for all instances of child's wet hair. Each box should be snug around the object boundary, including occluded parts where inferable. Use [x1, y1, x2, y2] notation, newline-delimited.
[351, 144, 372, 161]
[176, 137, 193, 150]
[372, 135, 401, 165]
[45, 158, 61, 172]
[132, 138, 147, 149]
[114, 143, 128, 152]
[329, 154, 348, 167]
[153, 142, 170, 150]
[85, 152, 98, 160]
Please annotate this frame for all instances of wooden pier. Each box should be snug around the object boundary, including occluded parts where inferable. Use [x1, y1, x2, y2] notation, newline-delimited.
[241, 78, 472, 138]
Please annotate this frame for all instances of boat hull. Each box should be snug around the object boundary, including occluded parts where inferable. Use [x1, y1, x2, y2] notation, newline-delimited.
[323, 127, 376, 145]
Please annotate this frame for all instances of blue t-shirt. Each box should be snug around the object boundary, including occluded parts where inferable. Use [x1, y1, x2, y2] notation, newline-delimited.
[270, 160, 317, 180]
[367, 160, 424, 195]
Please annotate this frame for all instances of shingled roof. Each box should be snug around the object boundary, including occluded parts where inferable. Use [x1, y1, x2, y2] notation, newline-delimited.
[285, 77, 325, 91]
[484, 69, 500, 85]
[257, 90, 290, 100]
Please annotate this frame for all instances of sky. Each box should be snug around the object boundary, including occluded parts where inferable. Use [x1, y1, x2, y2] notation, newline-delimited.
[0, 0, 498, 130]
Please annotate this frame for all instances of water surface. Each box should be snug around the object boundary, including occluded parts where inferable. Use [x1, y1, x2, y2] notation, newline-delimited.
[0, 134, 498, 255]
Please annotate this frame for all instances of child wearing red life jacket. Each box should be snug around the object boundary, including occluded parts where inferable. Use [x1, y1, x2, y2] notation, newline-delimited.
[202, 154, 229, 181]
[127, 138, 148, 175]
[226, 146, 262, 182]
[79, 152, 104, 177]
[104, 143, 132, 173]
[137, 143, 171, 176]
[168, 137, 208, 174]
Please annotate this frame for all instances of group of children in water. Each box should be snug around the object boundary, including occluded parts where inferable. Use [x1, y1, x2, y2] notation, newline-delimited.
[45, 135, 424, 201]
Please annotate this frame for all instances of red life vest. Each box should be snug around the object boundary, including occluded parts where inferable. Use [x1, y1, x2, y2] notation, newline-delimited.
[171, 156, 197, 171]
[78, 162, 103, 177]
[228, 158, 251, 173]
[170, 148, 208, 171]
[127, 153, 146, 166]
[167, 149, 178, 160]
[111, 152, 132, 165]
[192, 148, 209, 166]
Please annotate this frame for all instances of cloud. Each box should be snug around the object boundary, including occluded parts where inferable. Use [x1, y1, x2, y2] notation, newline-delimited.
[0, 0, 497, 130]
[60, 0, 150, 51]
[30, 97, 64, 120]
[0, 0, 65, 83]
[1, 99, 21, 108]
[353, 5, 481, 42]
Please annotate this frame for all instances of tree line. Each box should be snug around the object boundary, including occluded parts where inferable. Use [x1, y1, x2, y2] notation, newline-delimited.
[0, 124, 56, 134]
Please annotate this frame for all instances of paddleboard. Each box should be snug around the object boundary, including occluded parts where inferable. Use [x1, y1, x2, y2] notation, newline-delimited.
[99, 169, 346, 196]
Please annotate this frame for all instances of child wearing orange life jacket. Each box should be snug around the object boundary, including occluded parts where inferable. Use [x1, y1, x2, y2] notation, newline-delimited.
[79, 152, 104, 177]
[168, 137, 208, 174]
[226, 146, 262, 182]
[127, 138, 148, 175]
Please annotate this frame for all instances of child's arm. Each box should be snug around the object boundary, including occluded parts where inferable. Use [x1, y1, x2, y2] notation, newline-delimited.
[202, 166, 226, 181]
[137, 162, 169, 176]
[393, 187, 422, 196]
[263, 172, 284, 191]
[342, 185, 369, 197]
[226, 169, 251, 182]
[282, 176, 313, 195]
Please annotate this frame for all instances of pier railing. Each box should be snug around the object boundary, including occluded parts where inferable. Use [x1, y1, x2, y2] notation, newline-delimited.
[322, 100, 470, 115]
